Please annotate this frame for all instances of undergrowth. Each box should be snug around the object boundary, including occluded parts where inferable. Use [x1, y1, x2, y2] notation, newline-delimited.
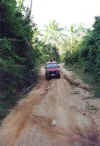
[65, 64, 100, 98]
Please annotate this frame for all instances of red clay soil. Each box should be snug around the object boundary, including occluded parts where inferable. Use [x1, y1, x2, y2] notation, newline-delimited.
[0, 69, 100, 146]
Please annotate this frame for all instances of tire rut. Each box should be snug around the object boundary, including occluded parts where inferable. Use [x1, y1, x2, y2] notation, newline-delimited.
[0, 72, 100, 146]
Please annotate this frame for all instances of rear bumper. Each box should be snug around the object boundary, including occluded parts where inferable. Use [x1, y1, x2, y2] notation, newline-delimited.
[46, 71, 60, 78]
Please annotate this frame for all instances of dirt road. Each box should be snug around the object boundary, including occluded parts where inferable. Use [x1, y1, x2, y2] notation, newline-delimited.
[0, 68, 100, 146]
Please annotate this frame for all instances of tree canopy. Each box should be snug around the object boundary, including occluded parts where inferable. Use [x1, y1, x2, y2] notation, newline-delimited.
[0, 0, 60, 119]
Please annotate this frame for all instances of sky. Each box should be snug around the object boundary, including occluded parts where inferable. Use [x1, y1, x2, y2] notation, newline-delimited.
[28, 0, 100, 28]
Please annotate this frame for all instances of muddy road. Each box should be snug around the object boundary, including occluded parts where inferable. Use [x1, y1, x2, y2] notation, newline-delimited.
[0, 68, 100, 146]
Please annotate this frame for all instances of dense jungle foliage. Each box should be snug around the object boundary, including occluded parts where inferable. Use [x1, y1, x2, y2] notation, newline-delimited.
[64, 18, 100, 83]
[1, 0, 99, 120]
[0, 0, 59, 119]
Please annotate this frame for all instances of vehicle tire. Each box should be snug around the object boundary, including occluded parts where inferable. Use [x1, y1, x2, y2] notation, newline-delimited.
[57, 74, 60, 79]
[45, 73, 50, 80]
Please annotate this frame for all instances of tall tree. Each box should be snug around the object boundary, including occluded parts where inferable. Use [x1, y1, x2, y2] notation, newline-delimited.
[42, 20, 65, 47]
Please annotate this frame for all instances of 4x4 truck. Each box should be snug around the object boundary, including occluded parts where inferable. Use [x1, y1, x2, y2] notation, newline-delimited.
[45, 62, 60, 80]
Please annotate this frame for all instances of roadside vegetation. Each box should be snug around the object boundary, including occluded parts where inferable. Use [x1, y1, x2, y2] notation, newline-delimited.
[0, 0, 100, 121]
[0, 0, 59, 120]
[63, 18, 100, 98]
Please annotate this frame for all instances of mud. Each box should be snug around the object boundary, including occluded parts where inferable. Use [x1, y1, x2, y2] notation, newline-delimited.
[0, 68, 100, 146]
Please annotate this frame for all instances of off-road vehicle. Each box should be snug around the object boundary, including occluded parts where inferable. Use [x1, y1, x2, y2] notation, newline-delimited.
[45, 63, 60, 80]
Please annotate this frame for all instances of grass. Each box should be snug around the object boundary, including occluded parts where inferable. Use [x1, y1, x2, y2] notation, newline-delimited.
[0, 70, 40, 124]
[65, 63, 100, 98]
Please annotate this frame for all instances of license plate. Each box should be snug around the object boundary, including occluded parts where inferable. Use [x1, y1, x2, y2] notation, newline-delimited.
[51, 74, 55, 76]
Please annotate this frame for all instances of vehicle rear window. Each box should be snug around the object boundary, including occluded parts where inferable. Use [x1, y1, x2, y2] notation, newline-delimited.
[46, 63, 58, 68]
